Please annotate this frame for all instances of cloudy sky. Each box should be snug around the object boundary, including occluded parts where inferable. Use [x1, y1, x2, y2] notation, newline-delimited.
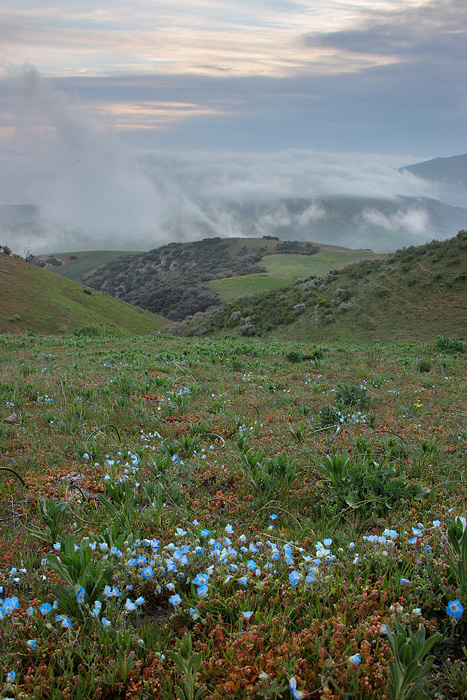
[0, 0, 466, 251]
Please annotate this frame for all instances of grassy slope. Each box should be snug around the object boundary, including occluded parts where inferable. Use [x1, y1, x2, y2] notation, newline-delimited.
[37, 250, 141, 281]
[0, 255, 167, 335]
[285, 241, 467, 344]
[184, 232, 467, 343]
[208, 244, 381, 302]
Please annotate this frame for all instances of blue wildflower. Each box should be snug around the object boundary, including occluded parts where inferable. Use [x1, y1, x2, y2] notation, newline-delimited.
[289, 570, 300, 586]
[446, 600, 464, 619]
[141, 566, 154, 579]
[39, 602, 52, 615]
[288, 676, 304, 699]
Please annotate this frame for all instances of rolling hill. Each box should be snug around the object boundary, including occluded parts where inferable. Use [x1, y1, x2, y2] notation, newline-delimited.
[0, 253, 167, 335]
[83, 237, 383, 320]
[169, 230, 467, 343]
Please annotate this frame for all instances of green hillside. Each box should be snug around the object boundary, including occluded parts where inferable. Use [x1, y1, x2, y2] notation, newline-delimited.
[208, 247, 382, 302]
[35, 250, 141, 281]
[82, 236, 382, 319]
[0, 253, 167, 335]
[172, 231, 467, 342]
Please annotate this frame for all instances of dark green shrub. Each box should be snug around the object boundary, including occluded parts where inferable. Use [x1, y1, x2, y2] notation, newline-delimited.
[336, 384, 369, 408]
[319, 404, 341, 427]
[418, 359, 432, 373]
[435, 336, 465, 353]
[286, 351, 301, 363]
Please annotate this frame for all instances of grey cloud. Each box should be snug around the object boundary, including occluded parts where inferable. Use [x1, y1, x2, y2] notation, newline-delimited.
[305, 0, 467, 62]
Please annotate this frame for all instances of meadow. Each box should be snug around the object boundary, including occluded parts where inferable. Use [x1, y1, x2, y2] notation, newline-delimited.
[0, 329, 466, 699]
[208, 250, 381, 303]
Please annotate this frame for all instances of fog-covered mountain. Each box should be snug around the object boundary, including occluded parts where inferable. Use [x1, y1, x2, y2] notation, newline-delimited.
[400, 154, 467, 188]
[1, 195, 466, 255]
[1, 155, 467, 254]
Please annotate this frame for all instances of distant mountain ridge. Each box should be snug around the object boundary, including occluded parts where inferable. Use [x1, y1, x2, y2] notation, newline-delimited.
[400, 154, 467, 189]
[207, 195, 467, 251]
[1, 191, 467, 255]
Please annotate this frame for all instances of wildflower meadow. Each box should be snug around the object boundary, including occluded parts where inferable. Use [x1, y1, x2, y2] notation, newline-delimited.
[0, 329, 466, 699]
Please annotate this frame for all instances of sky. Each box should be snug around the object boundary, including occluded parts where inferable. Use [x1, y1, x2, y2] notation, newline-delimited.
[0, 0, 466, 252]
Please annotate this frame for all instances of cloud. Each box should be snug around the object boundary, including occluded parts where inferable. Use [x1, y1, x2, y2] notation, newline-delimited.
[0, 65, 209, 252]
[361, 207, 430, 237]
[140, 147, 437, 203]
[307, 0, 467, 63]
[0, 66, 463, 256]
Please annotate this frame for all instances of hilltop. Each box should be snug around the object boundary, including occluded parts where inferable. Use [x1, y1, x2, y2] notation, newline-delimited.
[33, 250, 141, 282]
[0, 252, 167, 335]
[169, 231, 467, 343]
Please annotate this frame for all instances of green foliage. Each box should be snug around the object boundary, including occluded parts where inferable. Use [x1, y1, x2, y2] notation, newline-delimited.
[98, 480, 142, 530]
[239, 449, 298, 505]
[28, 494, 77, 543]
[72, 325, 106, 338]
[435, 336, 465, 353]
[386, 621, 441, 700]
[113, 630, 138, 683]
[161, 434, 201, 459]
[167, 633, 207, 700]
[443, 516, 467, 601]
[315, 451, 351, 489]
[46, 536, 114, 618]
[285, 351, 302, 363]
[286, 421, 312, 443]
[319, 404, 341, 428]
[418, 359, 432, 373]
[316, 451, 430, 515]
[336, 384, 369, 408]
[167, 391, 191, 412]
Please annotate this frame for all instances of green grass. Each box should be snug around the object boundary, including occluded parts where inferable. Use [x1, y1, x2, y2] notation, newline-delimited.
[208, 273, 288, 302]
[37, 250, 141, 281]
[0, 330, 466, 698]
[0, 255, 167, 335]
[208, 248, 382, 302]
[263, 250, 381, 279]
